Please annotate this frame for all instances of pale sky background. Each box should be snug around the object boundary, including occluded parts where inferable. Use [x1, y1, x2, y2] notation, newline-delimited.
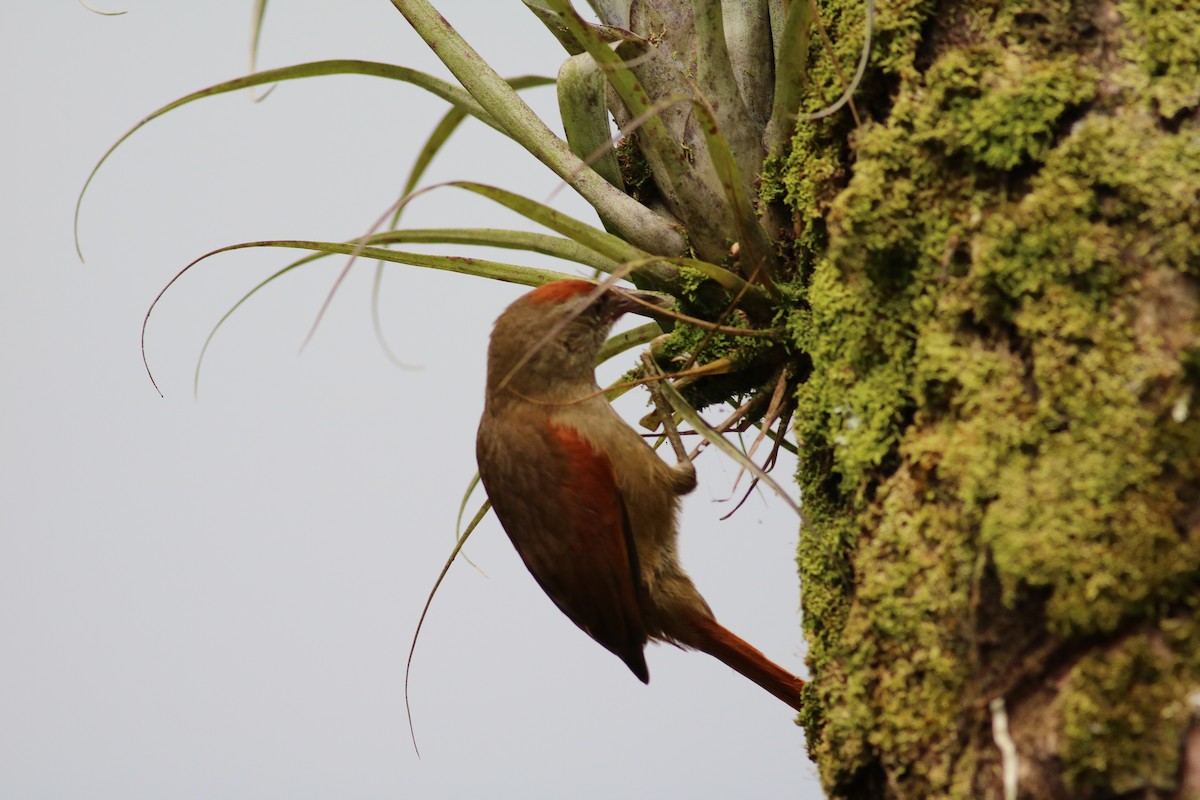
[3, 3, 823, 797]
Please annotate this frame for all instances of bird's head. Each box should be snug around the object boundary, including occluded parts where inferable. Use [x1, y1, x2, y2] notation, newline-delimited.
[486, 280, 671, 396]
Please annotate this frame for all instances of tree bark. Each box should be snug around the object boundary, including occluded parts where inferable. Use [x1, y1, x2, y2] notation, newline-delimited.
[774, 1, 1200, 797]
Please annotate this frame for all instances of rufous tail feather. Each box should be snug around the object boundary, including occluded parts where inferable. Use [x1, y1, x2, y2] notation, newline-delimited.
[687, 614, 805, 712]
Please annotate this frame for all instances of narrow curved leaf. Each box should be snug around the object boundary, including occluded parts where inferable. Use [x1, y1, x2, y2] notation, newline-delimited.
[765, 0, 815, 155]
[389, 0, 686, 256]
[140, 239, 579, 395]
[396, 74, 556, 211]
[443, 182, 662, 280]
[200, 239, 581, 286]
[249, 0, 269, 75]
[557, 53, 625, 191]
[368, 228, 621, 273]
[379, 73, 555, 362]
[76, 60, 499, 259]
[405, 495, 492, 757]
[78, 0, 126, 15]
[657, 377, 800, 514]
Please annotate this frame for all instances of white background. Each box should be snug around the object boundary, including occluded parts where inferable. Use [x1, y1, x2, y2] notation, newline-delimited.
[2, 2, 821, 797]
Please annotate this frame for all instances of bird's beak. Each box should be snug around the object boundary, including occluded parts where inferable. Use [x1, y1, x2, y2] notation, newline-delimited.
[612, 288, 675, 320]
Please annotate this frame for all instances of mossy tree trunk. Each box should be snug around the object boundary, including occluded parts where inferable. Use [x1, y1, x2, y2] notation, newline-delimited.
[778, 1, 1200, 797]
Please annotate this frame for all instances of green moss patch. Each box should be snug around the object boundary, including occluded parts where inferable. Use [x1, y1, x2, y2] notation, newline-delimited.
[786, 2, 1200, 796]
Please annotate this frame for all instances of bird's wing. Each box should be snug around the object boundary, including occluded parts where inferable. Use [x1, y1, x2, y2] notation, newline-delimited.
[523, 421, 650, 682]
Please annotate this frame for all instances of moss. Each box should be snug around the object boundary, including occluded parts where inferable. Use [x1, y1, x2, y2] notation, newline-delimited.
[1118, 0, 1200, 118]
[977, 113, 1200, 293]
[673, 264, 712, 301]
[829, 465, 977, 790]
[644, 284, 783, 410]
[1061, 618, 1200, 793]
[615, 134, 658, 204]
[771, 120, 846, 241]
[980, 285, 1200, 633]
[787, 1, 1200, 797]
[805, 0, 938, 88]
[916, 47, 1097, 170]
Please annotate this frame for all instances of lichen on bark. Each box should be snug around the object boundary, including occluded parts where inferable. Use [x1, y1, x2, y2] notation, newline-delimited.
[771, 1, 1200, 797]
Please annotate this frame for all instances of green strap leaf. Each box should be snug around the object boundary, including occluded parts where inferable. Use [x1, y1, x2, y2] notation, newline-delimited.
[523, 0, 635, 55]
[76, 59, 500, 260]
[721, 0, 774, 125]
[368, 228, 620, 273]
[435, 182, 759, 299]
[389, 0, 686, 256]
[396, 74, 556, 210]
[688, 95, 781, 287]
[138, 238, 580, 396]
[691, 0, 765, 183]
[444, 182, 659, 278]
[765, 0, 815, 156]
[557, 53, 625, 192]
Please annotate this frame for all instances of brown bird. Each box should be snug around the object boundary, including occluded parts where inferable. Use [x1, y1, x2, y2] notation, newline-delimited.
[476, 279, 804, 711]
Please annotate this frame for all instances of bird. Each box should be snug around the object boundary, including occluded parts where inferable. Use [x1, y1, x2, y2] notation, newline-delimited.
[475, 278, 804, 712]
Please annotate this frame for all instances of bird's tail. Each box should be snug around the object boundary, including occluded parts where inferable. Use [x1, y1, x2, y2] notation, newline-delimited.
[686, 613, 805, 712]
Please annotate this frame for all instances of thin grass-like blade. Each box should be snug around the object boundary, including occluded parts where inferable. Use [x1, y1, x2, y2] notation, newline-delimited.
[766, 0, 875, 152]
[804, 0, 875, 122]
[78, 0, 126, 15]
[249, 0, 268, 75]
[396, 75, 555, 213]
[377, 74, 555, 361]
[443, 182, 669, 282]
[201, 240, 579, 285]
[76, 60, 501, 259]
[186, 222, 632, 394]
[191, 249, 327, 398]
[140, 239, 578, 395]
[405, 496, 492, 757]
[370, 228, 621, 273]
[389, 0, 685, 256]
[452, 472, 489, 575]
[658, 377, 800, 514]
[765, 0, 815, 155]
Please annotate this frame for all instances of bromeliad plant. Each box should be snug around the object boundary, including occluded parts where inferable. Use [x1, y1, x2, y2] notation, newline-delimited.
[77, 0, 871, 510]
[78, 0, 871, 477]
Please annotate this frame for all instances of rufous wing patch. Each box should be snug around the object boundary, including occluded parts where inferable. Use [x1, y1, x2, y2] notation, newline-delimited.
[539, 421, 649, 682]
